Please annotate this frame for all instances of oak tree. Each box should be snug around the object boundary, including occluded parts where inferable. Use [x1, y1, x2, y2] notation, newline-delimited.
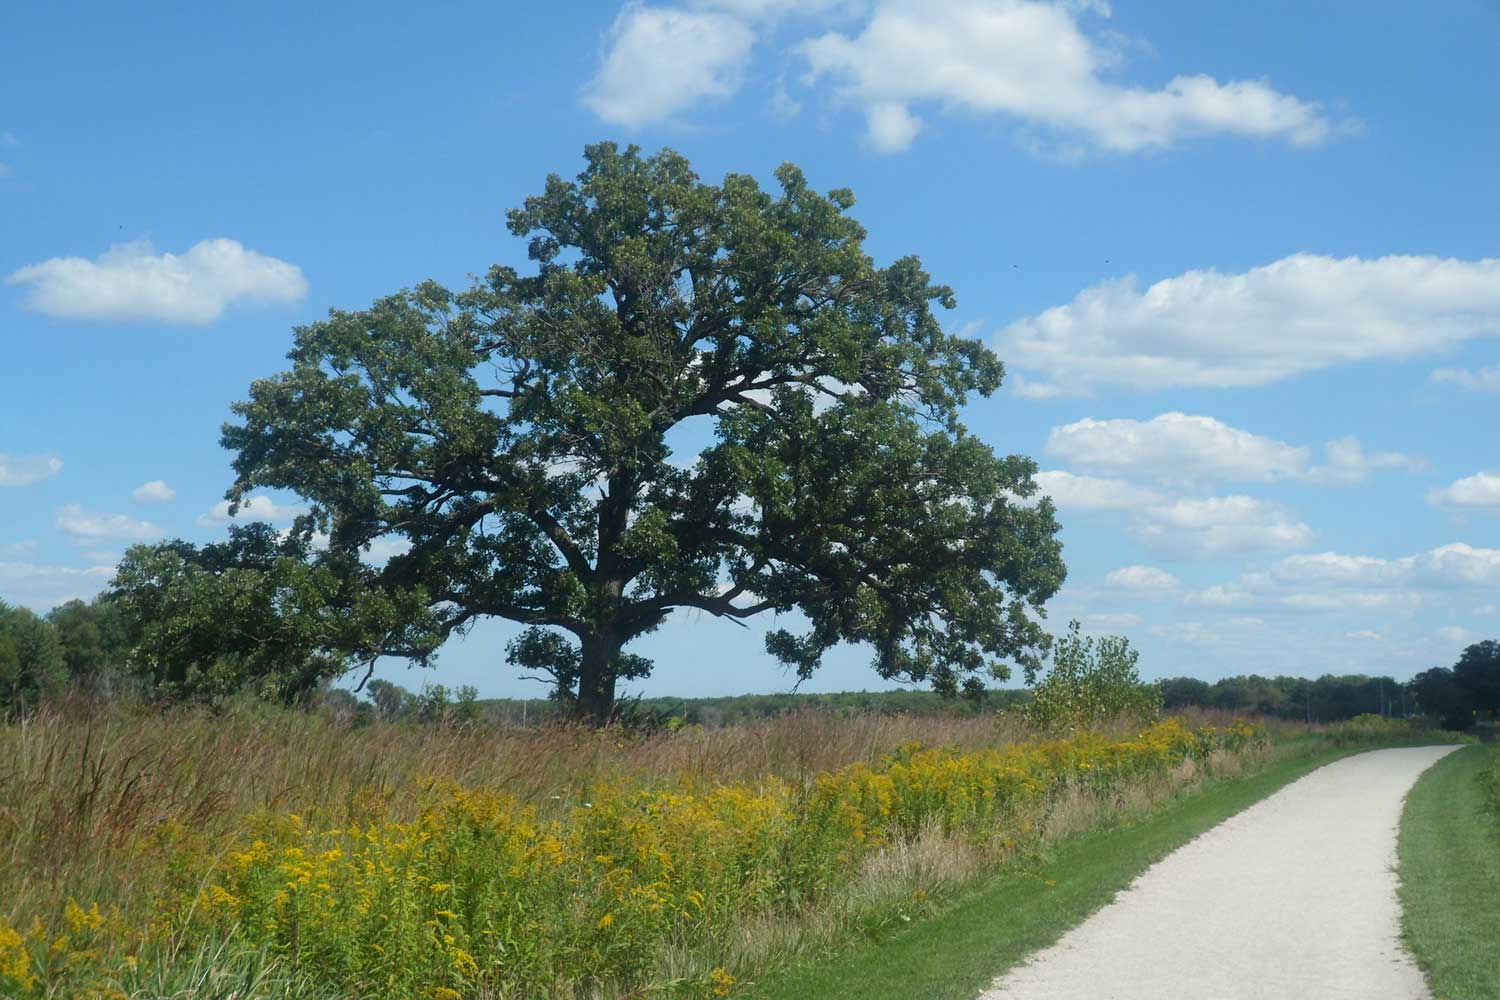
[221, 144, 1066, 723]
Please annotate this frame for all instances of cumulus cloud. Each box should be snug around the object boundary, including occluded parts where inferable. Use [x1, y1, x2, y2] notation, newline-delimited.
[1082, 611, 1142, 631]
[54, 505, 162, 542]
[1132, 496, 1314, 559]
[1191, 544, 1500, 616]
[1037, 448, 1318, 559]
[1047, 413, 1305, 483]
[1278, 591, 1423, 613]
[1437, 625, 1474, 645]
[0, 452, 62, 486]
[800, 0, 1336, 154]
[7, 237, 307, 325]
[1046, 415, 1421, 486]
[1271, 545, 1500, 590]
[1310, 436, 1424, 484]
[1430, 364, 1500, 392]
[1104, 564, 1179, 594]
[1000, 254, 1500, 395]
[1032, 469, 1165, 511]
[1149, 618, 1264, 645]
[131, 479, 176, 503]
[197, 494, 307, 527]
[1428, 472, 1500, 513]
[1406, 544, 1500, 588]
[1185, 580, 1422, 614]
[583, 5, 757, 126]
[0, 561, 115, 611]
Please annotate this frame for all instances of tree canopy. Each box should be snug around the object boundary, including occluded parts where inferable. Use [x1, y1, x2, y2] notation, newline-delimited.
[111, 524, 435, 703]
[211, 143, 1064, 722]
[1402, 641, 1500, 730]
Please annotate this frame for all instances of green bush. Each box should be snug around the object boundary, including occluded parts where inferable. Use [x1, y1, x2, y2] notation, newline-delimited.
[1023, 621, 1160, 734]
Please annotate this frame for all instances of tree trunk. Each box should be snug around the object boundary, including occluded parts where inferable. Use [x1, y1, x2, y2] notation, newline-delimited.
[576, 632, 621, 727]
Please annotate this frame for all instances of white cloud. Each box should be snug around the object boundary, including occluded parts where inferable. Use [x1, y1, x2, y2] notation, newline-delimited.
[1149, 617, 1263, 645]
[1430, 364, 1500, 392]
[1081, 611, 1142, 631]
[1346, 630, 1383, 641]
[1186, 578, 1422, 615]
[1310, 436, 1423, 484]
[1184, 584, 1248, 608]
[800, 0, 1336, 154]
[1437, 625, 1474, 645]
[698, 0, 850, 17]
[1277, 545, 1500, 590]
[1044, 415, 1417, 487]
[131, 479, 176, 503]
[583, 5, 757, 126]
[1428, 472, 1500, 513]
[197, 494, 307, 527]
[1132, 495, 1314, 559]
[1271, 551, 1402, 586]
[54, 505, 162, 543]
[0, 453, 62, 486]
[7, 237, 307, 325]
[1104, 564, 1179, 594]
[0, 540, 39, 559]
[1279, 591, 1423, 613]
[1406, 544, 1500, 588]
[0, 561, 115, 611]
[1198, 545, 1500, 614]
[1000, 254, 1500, 395]
[1032, 469, 1164, 511]
[0, 163, 12, 179]
[1046, 413, 1307, 483]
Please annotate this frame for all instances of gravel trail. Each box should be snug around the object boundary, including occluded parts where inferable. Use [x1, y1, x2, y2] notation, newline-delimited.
[979, 745, 1458, 1000]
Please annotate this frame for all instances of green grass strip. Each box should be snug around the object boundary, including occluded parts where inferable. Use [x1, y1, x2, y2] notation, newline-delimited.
[1398, 744, 1500, 1000]
[749, 742, 1375, 1000]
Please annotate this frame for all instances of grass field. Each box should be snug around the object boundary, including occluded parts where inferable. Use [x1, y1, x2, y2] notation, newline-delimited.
[1399, 743, 1500, 1000]
[0, 705, 1461, 999]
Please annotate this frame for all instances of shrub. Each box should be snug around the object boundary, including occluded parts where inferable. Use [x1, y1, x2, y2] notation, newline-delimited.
[1023, 621, 1161, 734]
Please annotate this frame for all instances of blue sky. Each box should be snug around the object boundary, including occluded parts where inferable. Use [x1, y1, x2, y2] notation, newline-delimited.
[2, 0, 1498, 699]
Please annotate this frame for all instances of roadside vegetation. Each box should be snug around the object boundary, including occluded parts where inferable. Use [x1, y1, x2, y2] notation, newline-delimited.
[0, 649, 1472, 999]
[1399, 743, 1500, 1000]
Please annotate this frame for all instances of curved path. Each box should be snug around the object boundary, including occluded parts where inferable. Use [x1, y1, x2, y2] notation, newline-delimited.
[980, 745, 1458, 1000]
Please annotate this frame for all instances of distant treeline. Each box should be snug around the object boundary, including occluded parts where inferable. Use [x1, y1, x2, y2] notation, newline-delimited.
[1158, 644, 1500, 731]
[3, 595, 1496, 731]
[1156, 673, 1412, 723]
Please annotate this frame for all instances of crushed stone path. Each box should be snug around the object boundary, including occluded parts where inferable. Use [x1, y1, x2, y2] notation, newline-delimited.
[979, 745, 1459, 1000]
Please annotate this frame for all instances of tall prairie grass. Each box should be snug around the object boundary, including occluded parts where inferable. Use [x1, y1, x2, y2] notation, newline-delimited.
[0, 700, 1309, 998]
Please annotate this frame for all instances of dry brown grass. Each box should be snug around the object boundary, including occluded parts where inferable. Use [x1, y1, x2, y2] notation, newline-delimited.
[0, 698, 1034, 930]
[0, 699, 1310, 999]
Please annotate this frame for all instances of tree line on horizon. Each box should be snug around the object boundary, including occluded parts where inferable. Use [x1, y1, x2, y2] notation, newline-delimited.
[4, 592, 1496, 731]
